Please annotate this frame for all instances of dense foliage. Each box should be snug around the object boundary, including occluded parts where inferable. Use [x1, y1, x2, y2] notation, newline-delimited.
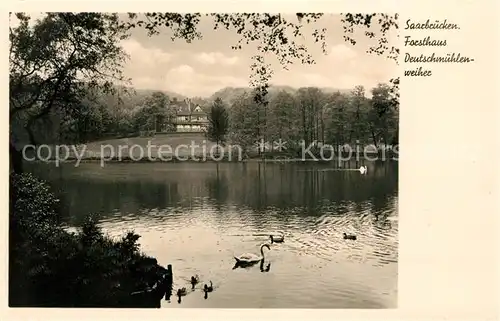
[8, 12, 399, 305]
[207, 98, 230, 146]
[124, 13, 399, 104]
[9, 12, 399, 150]
[226, 82, 398, 156]
[9, 173, 167, 307]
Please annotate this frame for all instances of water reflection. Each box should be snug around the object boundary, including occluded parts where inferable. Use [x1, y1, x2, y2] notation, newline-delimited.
[260, 259, 271, 273]
[26, 160, 398, 308]
[30, 161, 396, 222]
[176, 288, 187, 304]
[205, 165, 230, 209]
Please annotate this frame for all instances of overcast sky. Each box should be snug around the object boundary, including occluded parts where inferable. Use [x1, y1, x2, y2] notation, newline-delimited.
[12, 13, 398, 98]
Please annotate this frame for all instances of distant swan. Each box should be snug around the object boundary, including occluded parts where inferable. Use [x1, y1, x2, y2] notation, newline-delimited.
[343, 233, 357, 240]
[359, 166, 368, 174]
[234, 244, 271, 266]
[270, 234, 284, 243]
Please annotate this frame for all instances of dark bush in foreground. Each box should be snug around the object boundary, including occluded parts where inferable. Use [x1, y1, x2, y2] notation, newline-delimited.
[9, 173, 168, 307]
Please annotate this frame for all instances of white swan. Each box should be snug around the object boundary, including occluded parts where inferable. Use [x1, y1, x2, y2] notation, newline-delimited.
[359, 166, 368, 174]
[270, 234, 284, 243]
[234, 244, 271, 265]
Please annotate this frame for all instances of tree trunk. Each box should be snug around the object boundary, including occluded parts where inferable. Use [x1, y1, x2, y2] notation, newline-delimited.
[301, 105, 306, 146]
[392, 127, 399, 145]
[321, 118, 325, 143]
[369, 123, 378, 147]
[26, 125, 37, 146]
[10, 142, 23, 174]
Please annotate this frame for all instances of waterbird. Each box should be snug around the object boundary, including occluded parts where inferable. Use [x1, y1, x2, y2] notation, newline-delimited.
[176, 287, 187, 297]
[190, 275, 199, 289]
[343, 233, 357, 240]
[234, 244, 271, 265]
[203, 281, 213, 293]
[298, 166, 368, 174]
[270, 234, 284, 244]
[260, 259, 272, 272]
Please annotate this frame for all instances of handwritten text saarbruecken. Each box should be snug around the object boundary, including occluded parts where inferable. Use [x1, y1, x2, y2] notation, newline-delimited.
[404, 19, 460, 30]
[403, 19, 474, 77]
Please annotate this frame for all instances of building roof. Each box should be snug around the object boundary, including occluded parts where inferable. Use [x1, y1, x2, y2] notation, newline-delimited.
[170, 97, 207, 116]
[191, 105, 206, 115]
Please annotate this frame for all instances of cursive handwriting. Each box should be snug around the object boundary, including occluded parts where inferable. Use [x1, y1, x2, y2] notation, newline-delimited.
[405, 52, 474, 63]
[404, 36, 447, 47]
[405, 19, 459, 30]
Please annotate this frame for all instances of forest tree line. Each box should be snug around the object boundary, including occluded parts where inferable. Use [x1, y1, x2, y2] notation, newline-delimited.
[224, 82, 399, 155]
[12, 80, 399, 156]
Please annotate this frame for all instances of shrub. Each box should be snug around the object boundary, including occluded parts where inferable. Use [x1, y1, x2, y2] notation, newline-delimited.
[9, 173, 167, 307]
[10, 172, 60, 225]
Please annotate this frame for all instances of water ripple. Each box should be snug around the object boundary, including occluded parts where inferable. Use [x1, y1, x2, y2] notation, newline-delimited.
[32, 161, 398, 308]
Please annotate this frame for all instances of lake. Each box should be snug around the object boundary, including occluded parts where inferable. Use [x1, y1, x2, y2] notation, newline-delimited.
[27, 160, 398, 308]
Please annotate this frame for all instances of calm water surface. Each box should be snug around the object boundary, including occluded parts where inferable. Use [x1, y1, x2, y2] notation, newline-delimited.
[29, 160, 398, 308]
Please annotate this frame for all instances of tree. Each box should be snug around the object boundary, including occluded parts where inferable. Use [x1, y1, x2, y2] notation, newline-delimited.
[348, 85, 370, 144]
[228, 93, 260, 156]
[388, 77, 400, 145]
[10, 12, 400, 172]
[296, 87, 326, 146]
[60, 97, 107, 143]
[124, 13, 399, 103]
[9, 12, 130, 173]
[207, 98, 229, 147]
[324, 91, 350, 149]
[368, 83, 398, 147]
[124, 12, 400, 151]
[267, 90, 300, 148]
[10, 173, 170, 307]
[340, 13, 401, 130]
[133, 91, 173, 133]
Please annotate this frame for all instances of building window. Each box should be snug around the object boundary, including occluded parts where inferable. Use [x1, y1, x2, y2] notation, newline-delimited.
[184, 116, 189, 121]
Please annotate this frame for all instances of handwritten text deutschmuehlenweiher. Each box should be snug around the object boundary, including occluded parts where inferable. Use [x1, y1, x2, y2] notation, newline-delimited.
[405, 52, 473, 64]
[403, 19, 474, 77]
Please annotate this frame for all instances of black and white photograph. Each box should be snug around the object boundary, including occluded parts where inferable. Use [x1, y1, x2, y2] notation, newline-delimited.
[9, 12, 399, 309]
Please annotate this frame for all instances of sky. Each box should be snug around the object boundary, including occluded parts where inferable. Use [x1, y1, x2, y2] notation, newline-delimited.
[12, 13, 399, 98]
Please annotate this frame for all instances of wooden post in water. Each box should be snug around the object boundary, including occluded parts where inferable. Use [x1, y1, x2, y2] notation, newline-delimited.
[164, 264, 173, 301]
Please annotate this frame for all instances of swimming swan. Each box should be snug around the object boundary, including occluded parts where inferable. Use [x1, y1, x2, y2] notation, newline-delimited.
[260, 259, 272, 272]
[270, 234, 284, 243]
[343, 233, 357, 240]
[234, 244, 271, 265]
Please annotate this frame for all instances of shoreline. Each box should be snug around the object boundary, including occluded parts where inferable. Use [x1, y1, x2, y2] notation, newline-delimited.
[24, 154, 399, 165]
